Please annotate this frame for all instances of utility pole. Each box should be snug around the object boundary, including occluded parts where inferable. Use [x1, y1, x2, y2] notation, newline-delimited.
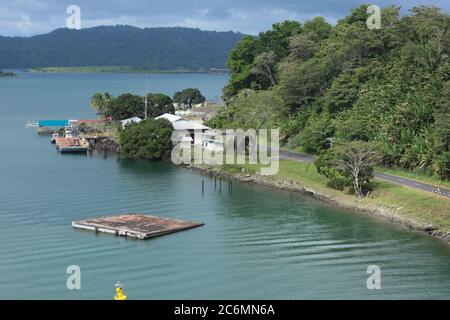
[144, 94, 148, 120]
[143, 74, 149, 119]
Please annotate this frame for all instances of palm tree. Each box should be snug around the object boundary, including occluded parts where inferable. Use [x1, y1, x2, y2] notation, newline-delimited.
[90, 92, 112, 115]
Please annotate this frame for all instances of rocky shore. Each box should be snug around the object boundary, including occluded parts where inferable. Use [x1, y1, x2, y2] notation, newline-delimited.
[93, 138, 121, 153]
[187, 164, 450, 245]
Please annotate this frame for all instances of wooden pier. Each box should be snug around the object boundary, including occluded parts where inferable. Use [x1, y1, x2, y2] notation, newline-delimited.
[72, 213, 204, 240]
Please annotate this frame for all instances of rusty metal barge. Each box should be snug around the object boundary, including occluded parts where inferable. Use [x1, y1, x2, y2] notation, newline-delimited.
[72, 213, 204, 240]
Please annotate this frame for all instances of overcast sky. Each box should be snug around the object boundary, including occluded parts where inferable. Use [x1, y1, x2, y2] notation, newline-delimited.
[0, 0, 448, 37]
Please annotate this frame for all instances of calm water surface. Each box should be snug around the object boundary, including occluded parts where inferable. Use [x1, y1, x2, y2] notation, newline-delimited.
[0, 72, 449, 299]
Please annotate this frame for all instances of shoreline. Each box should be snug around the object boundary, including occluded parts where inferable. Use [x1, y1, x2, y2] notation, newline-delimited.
[27, 67, 225, 75]
[186, 164, 450, 245]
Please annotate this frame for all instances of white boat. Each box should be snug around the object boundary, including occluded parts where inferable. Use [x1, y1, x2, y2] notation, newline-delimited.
[51, 133, 59, 144]
[25, 121, 38, 128]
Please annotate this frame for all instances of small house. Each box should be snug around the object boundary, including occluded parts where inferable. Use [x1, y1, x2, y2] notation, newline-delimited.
[155, 113, 210, 145]
[121, 116, 142, 128]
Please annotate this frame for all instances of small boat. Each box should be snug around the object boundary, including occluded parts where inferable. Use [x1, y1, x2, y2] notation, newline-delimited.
[25, 121, 39, 128]
[51, 133, 59, 144]
[55, 125, 89, 153]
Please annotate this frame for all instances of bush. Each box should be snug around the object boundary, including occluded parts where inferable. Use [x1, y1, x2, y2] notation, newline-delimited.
[315, 151, 351, 190]
[298, 111, 334, 154]
[119, 118, 174, 160]
[315, 141, 379, 197]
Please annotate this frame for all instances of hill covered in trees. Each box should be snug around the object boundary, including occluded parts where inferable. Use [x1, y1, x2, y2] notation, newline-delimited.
[208, 5, 450, 181]
[0, 26, 244, 71]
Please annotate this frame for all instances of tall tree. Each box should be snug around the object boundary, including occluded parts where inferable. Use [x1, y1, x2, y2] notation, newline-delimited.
[146, 93, 175, 117]
[251, 51, 277, 87]
[90, 92, 112, 115]
[119, 118, 174, 160]
[173, 88, 205, 109]
[316, 141, 379, 198]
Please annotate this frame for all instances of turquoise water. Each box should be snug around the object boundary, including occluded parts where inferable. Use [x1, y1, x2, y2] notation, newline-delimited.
[0, 72, 449, 300]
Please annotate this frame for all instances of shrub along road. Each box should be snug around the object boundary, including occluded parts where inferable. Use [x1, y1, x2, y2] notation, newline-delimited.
[279, 150, 450, 199]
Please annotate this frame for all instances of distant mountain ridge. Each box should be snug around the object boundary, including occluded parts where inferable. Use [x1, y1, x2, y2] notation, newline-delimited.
[0, 25, 244, 70]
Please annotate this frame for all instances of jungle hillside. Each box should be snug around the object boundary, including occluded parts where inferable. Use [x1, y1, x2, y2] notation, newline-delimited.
[208, 5, 450, 182]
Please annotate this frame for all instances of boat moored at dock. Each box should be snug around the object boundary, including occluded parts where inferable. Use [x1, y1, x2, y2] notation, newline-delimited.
[54, 123, 89, 153]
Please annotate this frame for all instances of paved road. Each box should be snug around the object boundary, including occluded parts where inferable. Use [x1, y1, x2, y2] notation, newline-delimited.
[279, 150, 450, 199]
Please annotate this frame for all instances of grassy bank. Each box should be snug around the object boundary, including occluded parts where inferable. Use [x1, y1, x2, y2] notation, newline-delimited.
[375, 166, 450, 189]
[29, 66, 210, 74]
[215, 160, 450, 236]
[284, 146, 450, 190]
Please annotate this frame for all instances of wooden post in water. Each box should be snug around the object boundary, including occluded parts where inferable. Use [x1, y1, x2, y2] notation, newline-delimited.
[202, 180, 205, 195]
[214, 176, 217, 190]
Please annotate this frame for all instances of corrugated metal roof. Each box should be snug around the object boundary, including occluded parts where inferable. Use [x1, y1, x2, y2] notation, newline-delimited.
[38, 120, 69, 127]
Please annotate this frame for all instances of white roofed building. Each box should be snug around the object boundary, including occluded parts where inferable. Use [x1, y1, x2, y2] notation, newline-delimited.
[121, 116, 142, 128]
[156, 113, 210, 145]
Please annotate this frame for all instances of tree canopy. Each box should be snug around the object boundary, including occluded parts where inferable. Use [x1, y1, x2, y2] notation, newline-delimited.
[173, 88, 206, 108]
[119, 118, 174, 160]
[91, 92, 175, 120]
[0, 26, 244, 71]
[0, 70, 15, 77]
[211, 5, 450, 180]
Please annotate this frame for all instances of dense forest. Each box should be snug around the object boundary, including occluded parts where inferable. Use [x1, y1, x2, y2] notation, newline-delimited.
[0, 26, 243, 70]
[0, 70, 15, 76]
[208, 5, 450, 181]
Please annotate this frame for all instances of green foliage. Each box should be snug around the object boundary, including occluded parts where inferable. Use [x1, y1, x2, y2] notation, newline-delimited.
[315, 141, 379, 197]
[257, 21, 303, 59]
[173, 88, 205, 108]
[224, 21, 303, 99]
[207, 89, 287, 130]
[323, 72, 360, 113]
[315, 151, 351, 190]
[224, 36, 259, 98]
[146, 93, 175, 117]
[91, 92, 175, 120]
[251, 51, 278, 87]
[221, 4, 450, 180]
[298, 111, 334, 153]
[0, 70, 15, 77]
[90, 93, 112, 114]
[119, 118, 174, 160]
[106, 93, 145, 120]
[0, 26, 243, 70]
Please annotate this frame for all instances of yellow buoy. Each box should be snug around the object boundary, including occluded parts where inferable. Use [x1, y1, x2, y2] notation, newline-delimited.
[114, 282, 127, 300]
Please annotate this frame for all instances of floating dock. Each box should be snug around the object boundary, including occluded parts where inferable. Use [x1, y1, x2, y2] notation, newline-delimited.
[72, 213, 204, 240]
[55, 137, 89, 153]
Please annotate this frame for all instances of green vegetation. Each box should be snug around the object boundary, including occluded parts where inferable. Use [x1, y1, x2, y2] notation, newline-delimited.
[210, 5, 450, 183]
[0, 26, 243, 70]
[90, 88, 206, 120]
[0, 70, 15, 77]
[173, 88, 206, 109]
[375, 166, 450, 189]
[205, 89, 287, 130]
[29, 66, 207, 74]
[90, 92, 176, 120]
[315, 141, 379, 197]
[220, 160, 450, 233]
[119, 118, 174, 160]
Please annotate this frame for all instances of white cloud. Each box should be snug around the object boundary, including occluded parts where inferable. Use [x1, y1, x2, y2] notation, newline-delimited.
[0, 0, 448, 36]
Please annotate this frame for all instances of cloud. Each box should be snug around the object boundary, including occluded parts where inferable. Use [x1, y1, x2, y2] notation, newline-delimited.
[0, 0, 448, 36]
